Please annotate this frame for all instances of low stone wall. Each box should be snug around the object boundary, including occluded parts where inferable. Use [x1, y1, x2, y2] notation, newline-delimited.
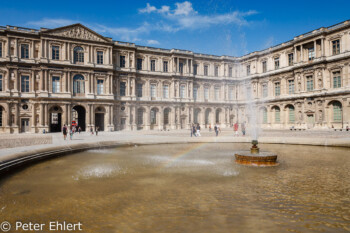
[0, 134, 52, 149]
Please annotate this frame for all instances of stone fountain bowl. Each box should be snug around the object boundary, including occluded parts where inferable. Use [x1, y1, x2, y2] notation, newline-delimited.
[235, 151, 278, 167]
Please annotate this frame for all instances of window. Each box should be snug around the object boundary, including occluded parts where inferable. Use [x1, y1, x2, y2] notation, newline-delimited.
[204, 65, 208, 76]
[193, 64, 198, 75]
[74, 47, 84, 63]
[262, 61, 267, 73]
[21, 44, 29, 59]
[52, 46, 59, 60]
[214, 87, 220, 100]
[163, 85, 169, 99]
[120, 82, 126, 96]
[180, 85, 185, 98]
[73, 75, 85, 95]
[306, 76, 314, 91]
[0, 75, 2, 92]
[120, 56, 125, 67]
[274, 57, 279, 70]
[333, 71, 341, 88]
[97, 51, 103, 64]
[288, 53, 294, 66]
[288, 80, 295, 94]
[52, 76, 60, 93]
[97, 79, 104, 95]
[163, 61, 168, 72]
[288, 106, 295, 123]
[137, 58, 142, 70]
[262, 108, 267, 124]
[229, 87, 233, 100]
[229, 67, 232, 77]
[193, 86, 198, 100]
[274, 82, 280, 96]
[150, 109, 156, 124]
[21, 76, 30, 92]
[215, 66, 219, 77]
[274, 107, 280, 123]
[136, 83, 143, 97]
[179, 63, 183, 74]
[204, 87, 209, 101]
[332, 40, 340, 55]
[164, 109, 170, 125]
[150, 84, 156, 98]
[262, 84, 268, 98]
[246, 65, 250, 75]
[308, 47, 315, 61]
[333, 102, 342, 122]
[137, 109, 144, 125]
[150, 60, 156, 71]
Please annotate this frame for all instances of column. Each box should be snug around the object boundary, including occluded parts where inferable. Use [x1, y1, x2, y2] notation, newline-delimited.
[31, 70, 35, 93]
[31, 103, 36, 128]
[65, 104, 69, 125]
[44, 103, 48, 127]
[14, 69, 18, 92]
[67, 72, 71, 94]
[13, 102, 18, 127]
[159, 107, 164, 130]
[300, 45, 303, 62]
[45, 70, 49, 92]
[7, 38, 10, 58]
[321, 38, 324, 57]
[6, 70, 10, 91]
[15, 38, 18, 58]
[145, 106, 150, 130]
[314, 41, 317, 58]
[6, 103, 11, 127]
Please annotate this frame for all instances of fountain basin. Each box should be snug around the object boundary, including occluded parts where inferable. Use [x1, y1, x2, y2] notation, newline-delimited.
[234, 151, 278, 166]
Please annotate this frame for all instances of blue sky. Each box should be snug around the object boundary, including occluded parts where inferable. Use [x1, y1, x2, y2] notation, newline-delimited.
[1, 0, 349, 56]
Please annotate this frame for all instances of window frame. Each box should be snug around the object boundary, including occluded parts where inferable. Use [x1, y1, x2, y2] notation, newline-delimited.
[21, 44, 29, 59]
[21, 75, 30, 92]
[97, 79, 104, 95]
[97, 51, 104, 65]
[52, 45, 60, 60]
[52, 76, 60, 93]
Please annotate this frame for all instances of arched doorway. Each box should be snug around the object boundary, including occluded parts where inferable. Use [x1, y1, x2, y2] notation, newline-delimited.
[328, 100, 342, 127]
[137, 108, 145, 130]
[150, 108, 158, 130]
[95, 106, 105, 131]
[285, 105, 295, 124]
[215, 108, 222, 124]
[72, 105, 86, 131]
[163, 108, 171, 129]
[194, 108, 201, 124]
[49, 106, 62, 132]
[271, 106, 280, 124]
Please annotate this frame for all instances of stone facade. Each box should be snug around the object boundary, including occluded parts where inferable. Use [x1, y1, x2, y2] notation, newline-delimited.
[0, 21, 349, 133]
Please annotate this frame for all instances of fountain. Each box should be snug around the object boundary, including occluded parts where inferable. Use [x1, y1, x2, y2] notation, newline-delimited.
[235, 140, 278, 166]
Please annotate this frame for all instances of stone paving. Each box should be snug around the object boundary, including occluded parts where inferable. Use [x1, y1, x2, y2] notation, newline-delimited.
[0, 128, 350, 160]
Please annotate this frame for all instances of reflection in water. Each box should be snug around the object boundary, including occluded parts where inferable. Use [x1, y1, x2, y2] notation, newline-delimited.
[0, 143, 349, 233]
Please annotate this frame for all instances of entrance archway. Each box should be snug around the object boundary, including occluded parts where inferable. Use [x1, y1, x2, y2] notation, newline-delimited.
[49, 106, 62, 132]
[72, 105, 86, 131]
[95, 106, 105, 131]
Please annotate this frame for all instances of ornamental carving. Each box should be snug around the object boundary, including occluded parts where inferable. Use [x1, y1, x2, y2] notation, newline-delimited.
[48, 26, 106, 42]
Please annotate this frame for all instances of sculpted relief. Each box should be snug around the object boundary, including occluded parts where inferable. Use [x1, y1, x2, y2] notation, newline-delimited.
[48, 26, 106, 42]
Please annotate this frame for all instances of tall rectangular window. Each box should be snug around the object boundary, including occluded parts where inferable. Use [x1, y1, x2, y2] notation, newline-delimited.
[274, 82, 280, 96]
[306, 76, 314, 91]
[193, 64, 198, 75]
[246, 65, 250, 75]
[193, 86, 198, 100]
[163, 61, 168, 72]
[262, 84, 268, 98]
[263, 109, 267, 124]
[229, 67, 232, 77]
[0, 75, 3, 91]
[136, 83, 143, 97]
[97, 79, 104, 95]
[288, 80, 295, 94]
[214, 87, 220, 100]
[308, 47, 315, 61]
[262, 61, 267, 73]
[332, 40, 340, 55]
[204, 65, 208, 76]
[275, 109, 280, 123]
[180, 85, 185, 98]
[120, 56, 125, 67]
[137, 58, 142, 70]
[52, 76, 60, 93]
[163, 85, 169, 99]
[97, 51, 103, 64]
[215, 66, 219, 77]
[204, 87, 209, 101]
[179, 63, 183, 74]
[21, 44, 29, 59]
[120, 82, 126, 96]
[21, 76, 30, 92]
[52, 46, 59, 60]
[150, 60, 156, 71]
[333, 71, 341, 88]
[288, 53, 294, 66]
[150, 84, 156, 98]
[274, 57, 279, 70]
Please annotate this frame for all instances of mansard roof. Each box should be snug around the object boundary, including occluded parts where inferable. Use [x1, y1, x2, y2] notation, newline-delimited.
[41, 23, 112, 43]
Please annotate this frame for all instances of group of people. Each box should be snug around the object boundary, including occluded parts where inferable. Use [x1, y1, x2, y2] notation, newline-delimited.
[191, 123, 222, 137]
[62, 125, 99, 140]
[233, 122, 246, 136]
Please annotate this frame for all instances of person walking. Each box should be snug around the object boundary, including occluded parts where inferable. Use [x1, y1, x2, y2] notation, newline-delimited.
[90, 126, 94, 135]
[196, 124, 201, 137]
[234, 122, 239, 137]
[209, 124, 212, 132]
[95, 126, 99, 136]
[78, 126, 81, 134]
[62, 124, 68, 140]
[193, 124, 197, 137]
[214, 124, 218, 136]
[241, 123, 246, 136]
[69, 126, 73, 140]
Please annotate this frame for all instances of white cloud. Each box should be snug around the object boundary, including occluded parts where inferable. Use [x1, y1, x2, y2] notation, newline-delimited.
[147, 39, 160, 45]
[173, 1, 196, 16]
[139, 3, 157, 13]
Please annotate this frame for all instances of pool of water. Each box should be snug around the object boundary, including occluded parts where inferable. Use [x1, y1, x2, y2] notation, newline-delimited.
[0, 143, 349, 232]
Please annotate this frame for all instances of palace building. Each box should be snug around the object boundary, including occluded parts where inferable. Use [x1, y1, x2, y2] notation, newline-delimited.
[0, 20, 349, 133]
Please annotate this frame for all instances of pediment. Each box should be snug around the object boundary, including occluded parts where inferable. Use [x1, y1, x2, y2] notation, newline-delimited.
[43, 24, 110, 43]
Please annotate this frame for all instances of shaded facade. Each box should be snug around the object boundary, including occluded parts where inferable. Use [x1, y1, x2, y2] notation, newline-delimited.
[0, 20, 349, 133]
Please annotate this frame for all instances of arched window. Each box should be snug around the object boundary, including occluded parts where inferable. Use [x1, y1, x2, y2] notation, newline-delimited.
[194, 109, 200, 124]
[0, 106, 3, 127]
[332, 101, 342, 122]
[137, 108, 144, 125]
[150, 109, 157, 125]
[288, 105, 295, 123]
[73, 75, 85, 95]
[164, 108, 170, 125]
[74, 46, 84, 63]
[272, 106, 280, 123]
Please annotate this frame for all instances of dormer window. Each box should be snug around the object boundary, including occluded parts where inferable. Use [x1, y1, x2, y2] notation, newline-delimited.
[73, 46, 84, 63]
[21, 44, 29, 59]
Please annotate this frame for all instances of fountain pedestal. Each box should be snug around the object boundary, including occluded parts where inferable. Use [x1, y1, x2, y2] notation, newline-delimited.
[235, 140, 278, 166]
